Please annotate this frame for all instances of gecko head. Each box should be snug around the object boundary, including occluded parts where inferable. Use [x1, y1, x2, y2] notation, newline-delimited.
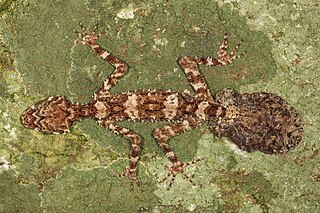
[210, 89, 303, 154]
[21, 96, 78, 134]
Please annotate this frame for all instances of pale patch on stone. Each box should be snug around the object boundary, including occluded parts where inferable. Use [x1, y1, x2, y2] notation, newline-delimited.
[153, 38, 169, 51]
[3, 119, 17, 139]
[180, 41, 186, 48]
[116, 4, 137, 19]
[0, 156, 15, 173]
[187, 204, 197, 212]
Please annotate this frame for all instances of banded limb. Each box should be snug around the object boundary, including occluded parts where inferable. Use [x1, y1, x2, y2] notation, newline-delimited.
[73, 22, 128, 99]
[100, 120, 142, 190]
[178, 33, 246, 100]
[153, 117, 204, 189]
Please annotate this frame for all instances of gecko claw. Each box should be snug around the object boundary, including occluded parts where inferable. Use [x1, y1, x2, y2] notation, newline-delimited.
[118, 167, 141, 191]
[160, 157, 204, 190]
[216, 33, 246, 65]
[73, 21, 107, 46]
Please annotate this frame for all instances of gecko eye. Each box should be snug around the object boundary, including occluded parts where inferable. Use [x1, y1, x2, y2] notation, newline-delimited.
[21, 96, 74, 134]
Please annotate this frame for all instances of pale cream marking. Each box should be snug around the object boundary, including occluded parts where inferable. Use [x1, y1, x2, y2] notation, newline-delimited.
[193, 82, 207, 91]
[120, 128, 130, 134]
[129, 168, 137, 172]
[67, 109, 76, 120]
[107, 123, 120, 134]
[163, 93, 179, 120]
[182, 120, 192, 131]
[184, 68, 194, 74]
[206, 57, 215, 66]
[195, 101, 210, 120]
[32, 111, 41, 124]
[113, 71, 124, 77]
[185, 104, 193, 112]
[159, 142, 170, 148]
[132, 144, 140, 150]
[161, 125, 175, 136]
[172, 161, 183, 167]
[226, 106, 239, 119]
[165, 151, 175, 158]
[124, 94, 139, 119]
[217, 106, 225, 116]
[115, 63, 122, 68]
[94, 90, 112, 100]
[146, 104, 159, 111]
[217, 59, 228, 65]
[103, 79, 110, 88]
[130, 156, 139, 164]
[39, 119, 47, 129]
[93, 93, 99, 100]
[100, 51, 110, 59]
[94, 101, 108, 119]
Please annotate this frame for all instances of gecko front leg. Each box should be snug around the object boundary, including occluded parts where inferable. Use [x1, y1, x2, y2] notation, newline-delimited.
[73, 22, 129, 99]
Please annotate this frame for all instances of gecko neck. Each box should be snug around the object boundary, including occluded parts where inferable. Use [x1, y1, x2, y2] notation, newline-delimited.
[70, 102, 97, 120]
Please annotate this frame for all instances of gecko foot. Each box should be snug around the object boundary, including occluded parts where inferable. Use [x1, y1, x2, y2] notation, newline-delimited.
[159, 157, 204, 190]
[215, 33, 246, 66]
[73, 21, 107, 46]
[118, 166, 141, 191]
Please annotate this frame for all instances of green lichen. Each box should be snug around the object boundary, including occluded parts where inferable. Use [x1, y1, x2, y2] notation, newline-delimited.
[41, 167, 159, 212]
[0, 171, 41, 212]
[0, 0, 319, 212]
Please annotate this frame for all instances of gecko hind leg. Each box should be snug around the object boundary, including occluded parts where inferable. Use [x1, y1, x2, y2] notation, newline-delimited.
[153, 117, 204, 189]
[178, 34, 246, 100]
[159, 157, 204, 189]
[100, 120, 142, 190]
[73, 22, 129, 98]
[178, 34, 245, 100]
[178, 56, 213, 100]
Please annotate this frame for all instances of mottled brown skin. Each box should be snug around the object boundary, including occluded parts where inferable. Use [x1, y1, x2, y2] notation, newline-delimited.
[21, 22, 303, 190]
[210, 89, 303, 154]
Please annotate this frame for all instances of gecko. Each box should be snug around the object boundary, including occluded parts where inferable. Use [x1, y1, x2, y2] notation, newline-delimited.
[21, 22, 303, 190]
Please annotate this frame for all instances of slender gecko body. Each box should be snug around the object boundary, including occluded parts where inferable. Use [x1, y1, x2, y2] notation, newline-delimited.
[21, 22, 303, 190]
